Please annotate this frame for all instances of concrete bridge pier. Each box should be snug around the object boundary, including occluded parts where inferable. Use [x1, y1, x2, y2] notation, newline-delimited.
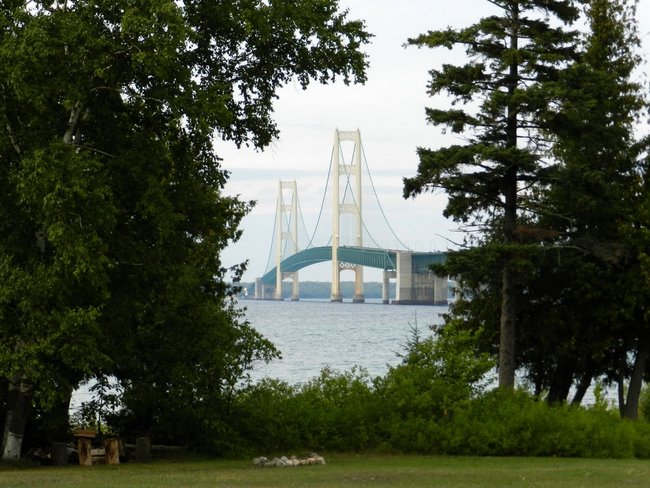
[289, 272, 299, 301]
[352, 265, 364, 303]
[382, 270, 396, 304]
[433, 274, 448, 305]
[330, 260, 342, 302]
[255, 278, 273, 300]
[394, 252, 448, 305]
[331, 263, 365, 302]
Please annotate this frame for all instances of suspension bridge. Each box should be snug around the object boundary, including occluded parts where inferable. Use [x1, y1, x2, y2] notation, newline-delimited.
[254, 129, 449, 305]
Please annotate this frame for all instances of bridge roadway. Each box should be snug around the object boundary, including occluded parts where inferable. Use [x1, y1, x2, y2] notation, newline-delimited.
[256, 246, 449, 304]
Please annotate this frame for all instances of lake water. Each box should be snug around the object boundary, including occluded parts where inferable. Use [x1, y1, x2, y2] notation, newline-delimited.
[71, 299, 446, 410]
[72, 298, 607, 409]
[241, 299, 448, 384]
[241, 300, 605, 406]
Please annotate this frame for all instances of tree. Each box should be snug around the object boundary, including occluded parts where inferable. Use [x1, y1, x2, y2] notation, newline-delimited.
[0, 0, 370, 458]
[539, 0, 648, 414]
[417, 0, 650, 410]
[403, 0, 581, 388]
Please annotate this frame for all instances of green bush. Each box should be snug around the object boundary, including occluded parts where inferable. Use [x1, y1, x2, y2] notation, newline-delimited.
[441, 389, 650, 458]
[225, 322, 650, 458]
[230, 378, 304, 452]
[372, 322, 493, 453]
[231, 367, 380, 453]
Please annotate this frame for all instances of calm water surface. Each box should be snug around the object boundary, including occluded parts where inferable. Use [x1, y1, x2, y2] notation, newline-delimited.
[241, 299, 447, 384]
[71, 300, 446, 408]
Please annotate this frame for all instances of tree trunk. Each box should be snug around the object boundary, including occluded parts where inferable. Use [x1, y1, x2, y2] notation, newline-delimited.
[617, 370, 626, 418]
[623, 335, 650, 419]
[499, 264, 517, 389]
[547, 356, 576, 404]
[571, 368, 594, 406]
[63, 99, 84, 144]
[498, 2, 520, 391]
[47, 385, 74, 442]
[1, 375, 33, 461]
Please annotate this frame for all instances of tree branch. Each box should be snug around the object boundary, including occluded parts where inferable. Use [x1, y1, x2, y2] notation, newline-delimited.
[4, 113, 21, 157]
[63, 99, 84, 145]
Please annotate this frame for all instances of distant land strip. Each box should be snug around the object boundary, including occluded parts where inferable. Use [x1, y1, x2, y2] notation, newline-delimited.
[239, 281, 396, 300]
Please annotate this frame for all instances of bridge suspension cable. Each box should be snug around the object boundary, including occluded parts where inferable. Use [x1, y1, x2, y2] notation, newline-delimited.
[265, 128, 409, 276]
[263, 207, 277, 274]
[336, 134, 411, 252]
[360, 142, 411, 251]
[303, 144, 334, 249]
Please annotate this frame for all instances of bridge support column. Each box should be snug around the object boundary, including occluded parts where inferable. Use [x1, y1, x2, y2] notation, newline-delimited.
[255, 278, 263, 299]
[330, 263, 342, 302]
[331, 129, 364, 303]
[393, 251, 448, 305]
[433, 274, 448, 305]
[382, 270, 396, 304]
[395, 252, 414, 304]
[255, 278, 274, 300]
[291, 272, 300, 301]
[353, 266, 364, 303]
[275, 180, 299, 301]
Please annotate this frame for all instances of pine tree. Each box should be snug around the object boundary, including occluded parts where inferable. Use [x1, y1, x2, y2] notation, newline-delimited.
[539, 0, 649, 413]
[404, 1, 581, 388]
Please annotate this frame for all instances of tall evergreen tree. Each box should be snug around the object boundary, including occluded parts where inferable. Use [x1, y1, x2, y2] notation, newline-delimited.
[403, 0, 581, 388]
[538, 0, 648, 413]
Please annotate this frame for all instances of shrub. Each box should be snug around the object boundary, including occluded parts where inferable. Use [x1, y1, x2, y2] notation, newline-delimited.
[230, 378, 304, 452]
[442, 389, 650, 458]
[232, 367, 380, 453]
[228, 323, 650, 458]
[372, 322, 493, 453]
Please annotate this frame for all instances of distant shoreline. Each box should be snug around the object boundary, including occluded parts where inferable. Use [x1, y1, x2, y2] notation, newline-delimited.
[237, 281, 395, 300]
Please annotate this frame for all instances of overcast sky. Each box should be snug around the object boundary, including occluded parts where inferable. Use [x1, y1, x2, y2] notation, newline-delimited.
[219, 0, 650, 283]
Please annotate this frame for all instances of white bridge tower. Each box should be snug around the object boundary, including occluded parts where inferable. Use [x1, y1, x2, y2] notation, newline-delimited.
[331, 129, 364, 303]
[275, 180, 299, 300]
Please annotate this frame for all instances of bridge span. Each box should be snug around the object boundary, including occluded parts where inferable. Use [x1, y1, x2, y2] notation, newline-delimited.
[255, 246, 449, 305]
[255, 129, 451, 305]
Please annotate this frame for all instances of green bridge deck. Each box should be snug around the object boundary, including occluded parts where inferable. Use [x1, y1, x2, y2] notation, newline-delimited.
[260, 246, 447, 284]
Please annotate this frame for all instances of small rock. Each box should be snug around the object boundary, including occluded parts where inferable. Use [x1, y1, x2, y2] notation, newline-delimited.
[253, 453, 325, 467]
[253, 456, 268, 467]
[312, 454, 326, 465]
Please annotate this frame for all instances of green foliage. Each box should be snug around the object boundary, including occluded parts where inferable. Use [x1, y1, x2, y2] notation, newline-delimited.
[444, 389, 650, 458]
[409, 0, 650, 407]
[638, 384, 650, 422]
[0, 0, 371, 455]
[370, 323, 492, 453]
[376, 322, 493, 420]
[224, 365, 650, 458]
[221, 325, 650, 458]
[231, 367, 377, 454]
[403, 0, 585, 389]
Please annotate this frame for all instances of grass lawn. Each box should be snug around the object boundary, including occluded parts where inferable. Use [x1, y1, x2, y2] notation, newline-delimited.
[0, 454, 648, 487]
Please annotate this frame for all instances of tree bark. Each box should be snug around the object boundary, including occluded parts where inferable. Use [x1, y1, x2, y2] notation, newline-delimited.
[498, 2, 520, 391]
[63, 99, 84, 144]
[617, 370, 626, 418]
[1, 375, 33, 461]
[499, 264, 517, 389]
[571, 367, 594, 406]
[623, 335, 650, 419]
[546, 361, 575, 405]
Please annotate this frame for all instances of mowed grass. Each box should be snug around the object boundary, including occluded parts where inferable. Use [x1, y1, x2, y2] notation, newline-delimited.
[1, 454, 649, 488]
